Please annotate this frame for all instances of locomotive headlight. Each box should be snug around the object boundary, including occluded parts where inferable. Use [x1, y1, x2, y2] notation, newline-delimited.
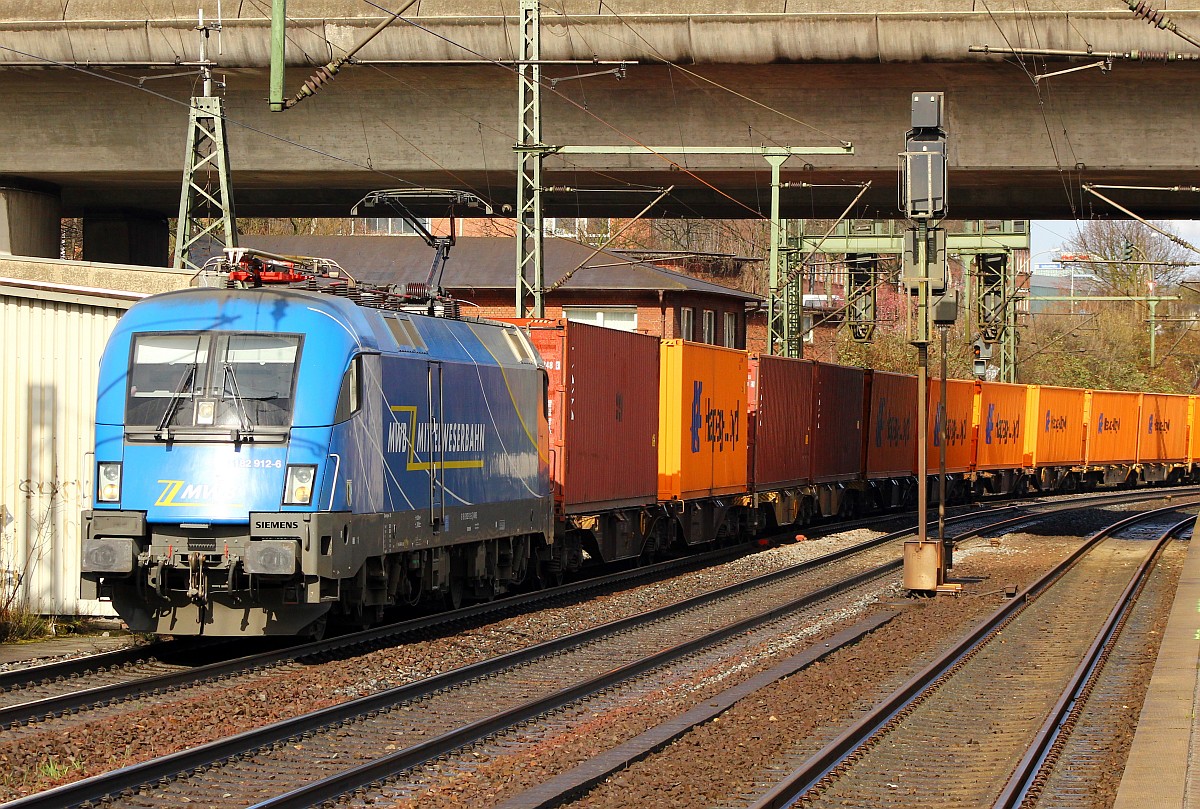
[283, 465, 317, 506]
[97, 462, 122, 503]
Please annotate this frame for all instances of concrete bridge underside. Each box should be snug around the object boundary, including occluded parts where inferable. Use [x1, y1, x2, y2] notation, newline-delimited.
[0, 3, 1198, 244]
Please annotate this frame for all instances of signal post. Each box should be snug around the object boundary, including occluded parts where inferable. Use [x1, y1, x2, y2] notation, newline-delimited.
[899, 92, 958, 594]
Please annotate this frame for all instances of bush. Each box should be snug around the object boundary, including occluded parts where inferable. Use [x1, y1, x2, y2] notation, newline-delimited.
[0, 602, 49, 644]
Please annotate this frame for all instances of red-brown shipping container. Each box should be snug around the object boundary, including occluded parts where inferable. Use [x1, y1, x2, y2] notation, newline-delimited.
[658, 340, 749, 500]
[811, 361, 866, 484]
[1084, 389, 1140, 466]
[506, 319, 660, 514]
[925, 378, 976, 474]
[866, 371, 918, 479]
[747, 355, 813, 490]
[1138, 392, 1191, 464]
[1023, 385, 1087, 467]
[975, 381, 1027, 471]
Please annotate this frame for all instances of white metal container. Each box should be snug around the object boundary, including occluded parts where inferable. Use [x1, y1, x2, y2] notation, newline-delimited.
[0, 281, 139, 616]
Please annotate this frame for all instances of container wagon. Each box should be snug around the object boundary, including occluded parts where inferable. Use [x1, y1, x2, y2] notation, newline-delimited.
[810, 361, 866, 515]
[1137, 392, 1191, 482]
[974, 381, 1028, 494]
[864, 370, 918, 509]
[1024, 385, 1087, 490]
[658, 340, 749, 545]
[1083, 389, 1141, 486]
[508, 318, 661, 566]
[747, 354, 814, 526]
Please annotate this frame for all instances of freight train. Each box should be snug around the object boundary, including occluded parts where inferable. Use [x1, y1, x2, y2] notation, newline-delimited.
[80, 252, 1198, 637]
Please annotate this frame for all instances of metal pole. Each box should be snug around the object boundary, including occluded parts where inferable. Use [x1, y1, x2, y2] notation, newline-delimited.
[916, 223, 929, 548]
[939, 323, 950, 570]
[514, 0, 544, 317]
[269, 0, 287, 112]
[767, 154, 788, 356]
[1150, 299, 1158, 368]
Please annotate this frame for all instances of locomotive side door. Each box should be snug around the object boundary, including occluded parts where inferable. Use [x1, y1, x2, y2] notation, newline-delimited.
[427, 361, 445, 530]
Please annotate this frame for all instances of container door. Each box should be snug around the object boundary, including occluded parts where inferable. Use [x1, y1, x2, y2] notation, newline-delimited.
[427, 361, 445, 530]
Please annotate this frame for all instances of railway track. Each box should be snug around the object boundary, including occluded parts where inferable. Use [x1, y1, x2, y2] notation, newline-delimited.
[4, 487, 1184, 808]
[747, 503, 1195, 809]
[0, 485, 1177, 732]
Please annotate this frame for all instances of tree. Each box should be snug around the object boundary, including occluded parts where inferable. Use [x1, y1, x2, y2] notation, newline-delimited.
[1065, 218, 1193, 296]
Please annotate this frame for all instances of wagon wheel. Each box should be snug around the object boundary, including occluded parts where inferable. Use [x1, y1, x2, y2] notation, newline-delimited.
[445, 574, 465, 610]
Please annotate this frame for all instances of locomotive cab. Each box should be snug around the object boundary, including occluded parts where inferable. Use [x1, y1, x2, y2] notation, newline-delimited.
[81, 283, 553, 637]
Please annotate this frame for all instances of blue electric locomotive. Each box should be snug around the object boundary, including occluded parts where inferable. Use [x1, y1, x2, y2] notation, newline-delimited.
[81, 282, 553, 636]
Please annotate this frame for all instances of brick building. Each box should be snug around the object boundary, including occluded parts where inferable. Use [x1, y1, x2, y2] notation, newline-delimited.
[232, 235, 761, 347]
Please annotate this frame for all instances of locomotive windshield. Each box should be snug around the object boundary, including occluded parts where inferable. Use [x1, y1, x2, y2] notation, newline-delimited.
[126, 332, 302, 435]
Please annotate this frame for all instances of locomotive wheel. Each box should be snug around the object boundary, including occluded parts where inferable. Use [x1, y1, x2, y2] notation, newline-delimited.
[304, 616, 327, 641]
[508, 537, 531, 588]
[538, 557, 564, 589]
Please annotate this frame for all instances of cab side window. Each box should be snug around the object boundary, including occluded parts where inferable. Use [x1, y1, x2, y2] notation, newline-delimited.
[334, 356, 362, 423]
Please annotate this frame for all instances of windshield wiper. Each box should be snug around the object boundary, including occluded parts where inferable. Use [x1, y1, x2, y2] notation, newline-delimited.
[157, 363, 197, 435]
[222, 362, 253, 435]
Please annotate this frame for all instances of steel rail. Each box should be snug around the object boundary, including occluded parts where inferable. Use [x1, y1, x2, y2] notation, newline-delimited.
[0, 640, 190, 693]
[5, 499, 1047, 809]
[3, 489, 1187, 808]
[0, 496, 1019, 730]
[0, 484, 1178, 709]
[0, 542, 771, 728]
[746, 501, 1200, 809]
[992, 514, 1194, 809]
[217, 492, 1182, 809]
[246, 563, 902, 808]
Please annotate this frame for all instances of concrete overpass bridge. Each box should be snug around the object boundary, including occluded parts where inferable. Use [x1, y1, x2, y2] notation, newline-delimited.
[1, 2, 1199, 261]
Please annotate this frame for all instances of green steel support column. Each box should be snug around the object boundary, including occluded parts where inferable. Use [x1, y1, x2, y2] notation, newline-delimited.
[846, 253, 877, 342]
[1004, 255, 1018, 382]
[514, 0, 545, 317]
[784, 238, 804, 357]
[269, 0, 287, 112]
[766, 153, 788, 356]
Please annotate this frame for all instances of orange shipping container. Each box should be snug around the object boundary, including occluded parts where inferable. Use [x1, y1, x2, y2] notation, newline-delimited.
[658, 340, 749, 500]
[1084, 390, 1140, 466]
[1190, 396, 1200, 464]
[1024, 385, 1086, 467]
[926, 378, 976, 474]
[747, 355, 813, 489]
[975, 381, 1027, 471]
[866, 371, 918, 479]
[1138, 392, 1191, 464]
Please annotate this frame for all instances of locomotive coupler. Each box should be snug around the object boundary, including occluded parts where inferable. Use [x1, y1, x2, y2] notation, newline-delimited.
[187, 551, 209, 605]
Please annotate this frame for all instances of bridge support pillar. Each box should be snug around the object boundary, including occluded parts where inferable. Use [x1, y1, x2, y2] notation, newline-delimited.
[83, 211, 170, 267]
[0, 186, 60, 258]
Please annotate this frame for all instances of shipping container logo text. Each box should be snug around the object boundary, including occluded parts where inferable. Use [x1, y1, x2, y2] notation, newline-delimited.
[1147, 414, 1172, 434]
[690, 381, 741, 453]
[1096, 414, 1121, 434]
[933, 409, 969, 448]
[985, 403, 1021, 445]
[1044, 410, 1068, 433]
[874, 398, 912, 448]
